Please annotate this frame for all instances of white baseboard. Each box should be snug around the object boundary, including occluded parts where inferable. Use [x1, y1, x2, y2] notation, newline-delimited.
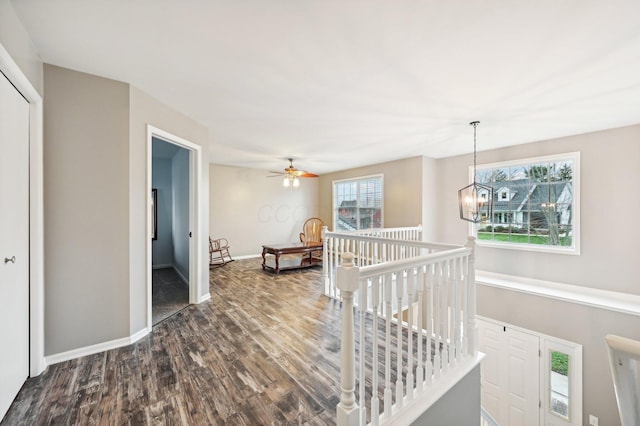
[152, 263, 173, 269]
[45, 327, 151, 366]
[199, 293, 211, 303]
[233, 254, 261, 260]
[173, 265, 188, 285]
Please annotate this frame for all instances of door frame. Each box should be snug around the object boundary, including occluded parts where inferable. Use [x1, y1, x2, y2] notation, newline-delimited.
[0, 45, 45, 376]
[477, 316, 583, 426]
[145, 125, 203, 330]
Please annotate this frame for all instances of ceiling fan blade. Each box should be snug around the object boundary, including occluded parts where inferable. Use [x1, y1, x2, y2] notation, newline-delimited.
[299, 172, 319, 178]
[268, 171, 285, 175]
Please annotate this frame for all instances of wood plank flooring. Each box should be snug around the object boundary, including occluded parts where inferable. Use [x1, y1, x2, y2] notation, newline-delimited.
[2, 258, 343, 425]
[152, 267, 189, 325]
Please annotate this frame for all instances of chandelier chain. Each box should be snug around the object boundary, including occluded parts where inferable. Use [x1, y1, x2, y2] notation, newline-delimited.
[471, 121, 479, 183]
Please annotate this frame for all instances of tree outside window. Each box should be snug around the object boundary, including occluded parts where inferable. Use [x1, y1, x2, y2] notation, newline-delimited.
[474, 153, 579, 253]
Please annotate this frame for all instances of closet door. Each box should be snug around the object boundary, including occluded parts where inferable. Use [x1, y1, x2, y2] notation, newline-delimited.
[0, 71, 30, 419]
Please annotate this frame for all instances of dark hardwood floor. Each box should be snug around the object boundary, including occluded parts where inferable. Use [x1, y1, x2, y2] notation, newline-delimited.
[2, 258, 343, 425]
[152, 267, 189, 325]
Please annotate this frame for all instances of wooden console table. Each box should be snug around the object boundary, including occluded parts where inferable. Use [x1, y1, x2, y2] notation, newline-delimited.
[261, 242, 323, 274]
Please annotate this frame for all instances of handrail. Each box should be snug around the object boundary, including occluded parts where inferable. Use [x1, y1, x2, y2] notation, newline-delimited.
[358, 246, 471, 279]
[321, 225, 462, 299]
[328, 224, 422, 236]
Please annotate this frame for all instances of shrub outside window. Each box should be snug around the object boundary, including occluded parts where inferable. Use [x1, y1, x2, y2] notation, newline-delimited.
[333, 175, 383, 231]
[472, 152, 580, 254]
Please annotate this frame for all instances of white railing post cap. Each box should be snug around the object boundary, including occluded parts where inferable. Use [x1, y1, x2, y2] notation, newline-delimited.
[336, 252, 359, 293]
[341, 252, 355, 267]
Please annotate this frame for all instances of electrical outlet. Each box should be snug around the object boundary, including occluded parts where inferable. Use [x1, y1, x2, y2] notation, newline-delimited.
[589, 414, 598, 426]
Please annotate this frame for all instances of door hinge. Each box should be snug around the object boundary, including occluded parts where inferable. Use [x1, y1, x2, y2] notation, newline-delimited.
[539, 349, 542, 357]
[539, 400, 542, 408]
[189, 232, 192, 238]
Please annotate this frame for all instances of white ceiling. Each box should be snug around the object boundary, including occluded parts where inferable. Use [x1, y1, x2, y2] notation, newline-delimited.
[11, 0, 640, 174]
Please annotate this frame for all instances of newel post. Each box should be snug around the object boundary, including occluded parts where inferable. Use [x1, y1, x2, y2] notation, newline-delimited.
[465, 236, 477, 356]
[336, 252, 360, 426]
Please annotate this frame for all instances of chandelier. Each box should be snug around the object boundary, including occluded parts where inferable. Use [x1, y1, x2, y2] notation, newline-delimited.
[458, 121, 493, 223]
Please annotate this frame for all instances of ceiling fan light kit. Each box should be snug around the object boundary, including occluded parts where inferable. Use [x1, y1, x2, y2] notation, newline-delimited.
[269, 158, 318, 189]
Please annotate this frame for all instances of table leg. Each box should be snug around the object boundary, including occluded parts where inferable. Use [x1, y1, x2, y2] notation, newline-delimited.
[261, 248, 266, 270]
[275, 253, 280, 274]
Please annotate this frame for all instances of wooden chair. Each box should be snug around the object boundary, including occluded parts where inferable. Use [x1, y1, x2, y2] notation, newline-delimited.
[209, 237, 233, 268]
[299, 217, 324, 244]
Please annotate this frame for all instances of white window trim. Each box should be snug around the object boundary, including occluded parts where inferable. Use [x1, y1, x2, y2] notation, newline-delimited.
[469, 152, 580, 255]
[332, 173, 384, 231]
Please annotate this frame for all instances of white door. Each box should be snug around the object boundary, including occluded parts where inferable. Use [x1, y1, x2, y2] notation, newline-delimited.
[478, 318, 540, 426]
[0, 72, 30, 419]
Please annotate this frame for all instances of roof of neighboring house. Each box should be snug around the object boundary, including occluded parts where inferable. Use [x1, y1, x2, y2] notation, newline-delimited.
[487, 179, 571, 212]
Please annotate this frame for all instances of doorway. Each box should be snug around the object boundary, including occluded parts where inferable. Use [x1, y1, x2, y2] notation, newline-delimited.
[146, 125, 203, 330]
[151, 138, 190, 324]
[477, 316, 583, 426]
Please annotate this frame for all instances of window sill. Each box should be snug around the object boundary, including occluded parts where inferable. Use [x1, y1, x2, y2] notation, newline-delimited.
[476, 270, 640, 317]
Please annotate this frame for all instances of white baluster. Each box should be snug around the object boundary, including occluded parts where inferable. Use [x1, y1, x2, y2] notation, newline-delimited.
[451, 257, 460, 365]
[373, 241, 379, 265]
[425, 264, 433, 386]
[395, 271, 404, 410]
[461, 255, 469, 356]
[359, 277, 368, 426]
[322, 226, 329, 295]
[371, 276, 380, 426]
[384, 273, 393, 418]
[466, 236, 477, 356]
[406, 268, 415, 400]
[441, 260, 449, 374]
[416, 267, 424, 392]
[334, 239, 341, 298]
[336, 253, 359, 426]
[433, 262, 441, 380]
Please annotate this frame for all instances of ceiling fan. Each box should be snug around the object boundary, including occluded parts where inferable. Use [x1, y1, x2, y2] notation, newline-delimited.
[269, 158, 318, 187]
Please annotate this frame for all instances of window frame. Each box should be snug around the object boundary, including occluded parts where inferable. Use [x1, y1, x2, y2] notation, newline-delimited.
[469, 152, 580, 255]
[332, 174, 384, 232]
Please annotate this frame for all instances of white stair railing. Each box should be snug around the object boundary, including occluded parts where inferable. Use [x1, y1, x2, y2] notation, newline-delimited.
[336, 237, 477, 425]
[322, 225, 462, 300]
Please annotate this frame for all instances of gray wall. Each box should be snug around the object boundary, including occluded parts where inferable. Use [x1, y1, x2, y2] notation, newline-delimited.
[436, 124, 640, 294]
[43, 64, 131, 354]
[151, 157, 173, 267]
[172, 148, 190, 280]
[129, 86, 209, 332]
[43, 65, 209, 354]
[209, 164, 319, 257]
[412, 364, 481, 425]
[436, 124, 640, 425]
[318, 156, 433, 235]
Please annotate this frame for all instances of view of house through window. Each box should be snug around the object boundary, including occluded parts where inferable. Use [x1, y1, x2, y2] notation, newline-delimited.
[333, 175, 383, 231]
[474, 153, 579, 252]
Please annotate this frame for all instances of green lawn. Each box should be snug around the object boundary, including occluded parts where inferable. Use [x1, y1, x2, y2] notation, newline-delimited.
[477, 232, 572, 246]
[551, 351, 569, 376]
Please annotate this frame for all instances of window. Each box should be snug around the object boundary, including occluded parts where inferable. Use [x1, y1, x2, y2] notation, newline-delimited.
[333, 175, 383, 231]
[473, 152, 580, 254]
